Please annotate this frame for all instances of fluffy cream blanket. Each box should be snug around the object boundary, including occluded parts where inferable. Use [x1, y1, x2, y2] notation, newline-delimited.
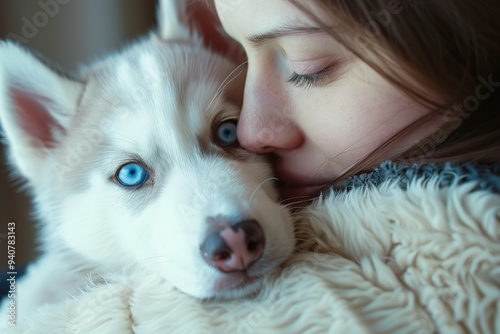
[13, 178, 500, 333]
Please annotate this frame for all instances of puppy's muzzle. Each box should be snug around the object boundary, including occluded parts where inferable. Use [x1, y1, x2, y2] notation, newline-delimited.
[201, 220, 265, 273]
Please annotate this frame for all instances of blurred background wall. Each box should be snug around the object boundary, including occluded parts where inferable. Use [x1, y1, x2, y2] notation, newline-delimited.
[0, 0, 157, 267]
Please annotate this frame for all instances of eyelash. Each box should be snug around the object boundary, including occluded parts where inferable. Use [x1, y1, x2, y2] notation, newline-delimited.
[287, 68, 333, 89]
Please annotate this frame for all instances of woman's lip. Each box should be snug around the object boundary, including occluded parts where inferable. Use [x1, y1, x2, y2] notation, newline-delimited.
[274, 168, 325, 187]
[273, 165, 329, 199]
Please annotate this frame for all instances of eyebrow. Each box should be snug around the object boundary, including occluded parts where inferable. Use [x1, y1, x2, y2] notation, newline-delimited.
[247, 26, 323, 46]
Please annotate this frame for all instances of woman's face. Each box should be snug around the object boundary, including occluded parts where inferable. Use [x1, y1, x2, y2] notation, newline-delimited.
[214, 0, 434, 199]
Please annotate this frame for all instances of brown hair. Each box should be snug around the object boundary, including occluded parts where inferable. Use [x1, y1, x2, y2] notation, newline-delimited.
[204, 0, 500, 176]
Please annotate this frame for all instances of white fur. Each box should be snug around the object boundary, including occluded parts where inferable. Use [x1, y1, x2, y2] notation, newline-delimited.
[158, 0, 191, 41]
[10, 179, 500, 333]
[0, 0, 294, 328]
[0, 42, 83, 186]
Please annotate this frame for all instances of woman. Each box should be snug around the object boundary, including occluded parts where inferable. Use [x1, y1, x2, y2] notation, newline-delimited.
[205, 0, 500, 200]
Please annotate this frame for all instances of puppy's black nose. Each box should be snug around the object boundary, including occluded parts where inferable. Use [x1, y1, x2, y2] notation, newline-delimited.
[201, 220, 264, 273]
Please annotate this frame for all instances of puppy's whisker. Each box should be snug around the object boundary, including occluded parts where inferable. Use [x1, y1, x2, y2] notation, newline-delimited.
[216, 60, 247, 96]
[208, 69, 243, 114]
[206, 61, 247, 112]
[249, 177, 279, 204]
[143, 260, 175, 266]
[279, 196, 311, 206]
[279, 195, 309, 203]
[281, 198, 310, 208]
[139, 256, 175, 266]
[212, 71, 240, 108]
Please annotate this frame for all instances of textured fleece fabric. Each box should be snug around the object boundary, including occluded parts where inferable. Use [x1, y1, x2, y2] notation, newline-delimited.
[337, 160, 500, 194]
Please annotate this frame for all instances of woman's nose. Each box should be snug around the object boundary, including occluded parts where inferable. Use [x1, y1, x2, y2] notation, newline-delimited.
[237, 68, 304, 154]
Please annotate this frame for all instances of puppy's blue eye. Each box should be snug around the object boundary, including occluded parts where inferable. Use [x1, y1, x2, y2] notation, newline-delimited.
[217, 120, 238, 146]
[117, 163, 149, 187]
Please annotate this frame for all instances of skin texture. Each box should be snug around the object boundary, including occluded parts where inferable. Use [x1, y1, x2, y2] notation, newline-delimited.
[213, 0, 440, 199]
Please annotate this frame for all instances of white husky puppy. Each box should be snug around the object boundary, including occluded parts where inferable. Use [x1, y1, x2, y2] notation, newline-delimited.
[0, 0, 294, 325]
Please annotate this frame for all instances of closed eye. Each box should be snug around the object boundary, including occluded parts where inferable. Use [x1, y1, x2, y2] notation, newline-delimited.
[287, 68, 333, 89]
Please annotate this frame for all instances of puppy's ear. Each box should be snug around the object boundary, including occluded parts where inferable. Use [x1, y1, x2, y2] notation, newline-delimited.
[157, 0, 191, 40]
[0, 42, 84, 184]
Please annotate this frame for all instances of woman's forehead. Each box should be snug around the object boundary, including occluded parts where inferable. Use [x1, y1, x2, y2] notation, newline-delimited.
[214, 0, 315, 36]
